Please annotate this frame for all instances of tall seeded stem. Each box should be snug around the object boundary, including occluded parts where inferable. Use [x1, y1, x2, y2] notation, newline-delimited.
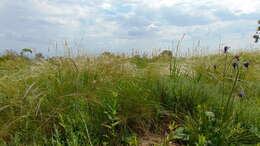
[170, 34, 185, 77]
[221, 53, 228, 106]
[223, 66, 240, 121]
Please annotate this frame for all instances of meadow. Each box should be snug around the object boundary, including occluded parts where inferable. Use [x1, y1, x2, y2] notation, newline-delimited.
[0, 47, 260, 145]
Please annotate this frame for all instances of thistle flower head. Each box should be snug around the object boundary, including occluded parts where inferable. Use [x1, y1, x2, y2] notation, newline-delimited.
[232, 62, 238, 69]
[243, 62, 250, 68]
[224, 46, 230, 53]
[238, 92, 245, 98]
[234, 55, 240, 61]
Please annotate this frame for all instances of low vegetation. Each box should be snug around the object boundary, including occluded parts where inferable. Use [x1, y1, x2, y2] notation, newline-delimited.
[0, 48, 259, 145]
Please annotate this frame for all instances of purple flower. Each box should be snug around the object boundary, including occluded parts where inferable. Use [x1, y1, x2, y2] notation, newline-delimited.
[224, 46, 230, 53]
[243, 62, 250, 68]
[234, 55, 240, 61]
[232, 62, 238, 69]
[238, 92, 245, 98]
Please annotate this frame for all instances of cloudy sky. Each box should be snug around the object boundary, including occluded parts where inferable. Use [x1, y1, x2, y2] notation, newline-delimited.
[0, 0, 259, 55]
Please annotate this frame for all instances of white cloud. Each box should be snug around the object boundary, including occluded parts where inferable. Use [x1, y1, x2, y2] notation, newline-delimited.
[32, 0, 91, 17]
[0, 0, 259, 54]
[146, 24, 159, 31]
[45, 17, 80, 27]
[211, 0, 260, 14]
[138, 0, 260, 15]
[101, 3, 113, 10]
[140, 0, 181, 9]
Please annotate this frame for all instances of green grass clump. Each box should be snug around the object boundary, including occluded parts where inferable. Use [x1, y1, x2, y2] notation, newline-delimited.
[0, 50, 260, 145]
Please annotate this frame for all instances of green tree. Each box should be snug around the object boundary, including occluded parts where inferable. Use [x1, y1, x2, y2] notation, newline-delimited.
[253, 20, 260, 43]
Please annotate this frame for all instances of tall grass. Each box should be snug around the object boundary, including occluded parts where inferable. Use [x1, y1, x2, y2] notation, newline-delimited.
[0, 49, 260, 145]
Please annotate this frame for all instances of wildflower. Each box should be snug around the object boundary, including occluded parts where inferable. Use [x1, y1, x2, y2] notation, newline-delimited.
[224, 46, 230, 53]
[232, 62, 238, 69]
[213, 64, 217, 70]
[243, 62, 250, 68]
[234, 55, 240, 61]
[238, 92, 245, 98]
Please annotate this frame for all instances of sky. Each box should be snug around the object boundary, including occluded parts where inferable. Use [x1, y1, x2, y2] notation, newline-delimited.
[0, 0, 259, 56]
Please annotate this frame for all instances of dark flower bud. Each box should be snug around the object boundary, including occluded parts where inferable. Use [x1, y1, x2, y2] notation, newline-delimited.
[238, 92, 245, 98]
[243, 62, 250, 68]
[234, 55, 240, 61]
[213, 64, 217, 70]
[232, 62, 238, 69]
[224, 46, 230, 53]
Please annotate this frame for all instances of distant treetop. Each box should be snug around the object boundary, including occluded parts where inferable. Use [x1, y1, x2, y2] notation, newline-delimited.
[253, 20, 260, 43]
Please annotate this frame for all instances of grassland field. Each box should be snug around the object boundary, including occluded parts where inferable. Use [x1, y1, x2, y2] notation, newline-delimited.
[0, 49, 260, 145]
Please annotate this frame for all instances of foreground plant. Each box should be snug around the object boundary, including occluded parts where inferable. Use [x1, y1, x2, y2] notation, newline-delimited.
[0, 49, 259, 145]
